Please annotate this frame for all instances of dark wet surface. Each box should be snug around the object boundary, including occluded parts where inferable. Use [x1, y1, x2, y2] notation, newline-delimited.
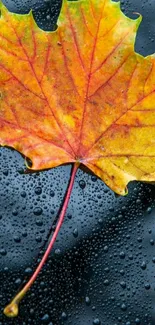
[0, 1, 155, 324]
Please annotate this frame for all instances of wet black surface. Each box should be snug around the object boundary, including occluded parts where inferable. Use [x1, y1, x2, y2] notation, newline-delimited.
[0, 1, 155, 324]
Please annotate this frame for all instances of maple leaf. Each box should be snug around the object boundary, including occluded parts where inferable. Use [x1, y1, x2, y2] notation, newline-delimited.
[0, 0, 155, 195]
[0, 0, 155, 318]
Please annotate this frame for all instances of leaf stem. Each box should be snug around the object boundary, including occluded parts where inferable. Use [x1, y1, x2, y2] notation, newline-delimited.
[4, 162, 80, 318]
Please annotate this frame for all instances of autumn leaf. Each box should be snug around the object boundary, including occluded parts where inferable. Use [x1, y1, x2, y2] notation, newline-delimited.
[0, 0, 155, 195]
[0, 0, 155, 317]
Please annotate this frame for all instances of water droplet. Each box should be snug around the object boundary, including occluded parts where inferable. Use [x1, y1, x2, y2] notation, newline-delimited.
[13, 235, 21, 243]
[35, 187, 42, 195]
[73, 228, 78, 238]
[140, 261, 147, 270]
[120, 281, 126, 289]
[103, 279, 109, 286]
[150, 239, 154, 245]
[85, 296, 91, 306]
[0, 248, 7, 256]
[79, 179, 86, 189]
[93, 318, 101, 325]
[145, 283, 151, 290]
[103, 245, 109, 252]
[61, 312, 68, 320]
[121, 303, 127, 311]
[33, 207, 43, 216]
[119, 251, 126, 259]
[41, 313, 50, 322]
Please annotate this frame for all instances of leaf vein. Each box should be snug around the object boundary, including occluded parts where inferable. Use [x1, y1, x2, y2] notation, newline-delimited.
[67, 4, 86, 71]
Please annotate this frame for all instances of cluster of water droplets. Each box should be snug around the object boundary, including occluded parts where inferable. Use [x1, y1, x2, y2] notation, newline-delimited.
[0, 147, 155, 324]
[2, 0, 62, 31]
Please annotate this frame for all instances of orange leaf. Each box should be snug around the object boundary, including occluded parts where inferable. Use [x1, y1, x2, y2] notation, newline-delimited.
[0, 0, 155, 195]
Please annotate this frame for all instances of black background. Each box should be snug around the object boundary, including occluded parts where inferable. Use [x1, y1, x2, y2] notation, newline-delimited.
[0, 0, 155, 324]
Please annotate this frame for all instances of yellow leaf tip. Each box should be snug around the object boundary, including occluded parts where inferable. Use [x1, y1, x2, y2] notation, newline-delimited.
[116, 186, 128, 196]
[25, 157, 33, 169]
[124, 186, 128, 196]
[134, 12, 142, 27]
